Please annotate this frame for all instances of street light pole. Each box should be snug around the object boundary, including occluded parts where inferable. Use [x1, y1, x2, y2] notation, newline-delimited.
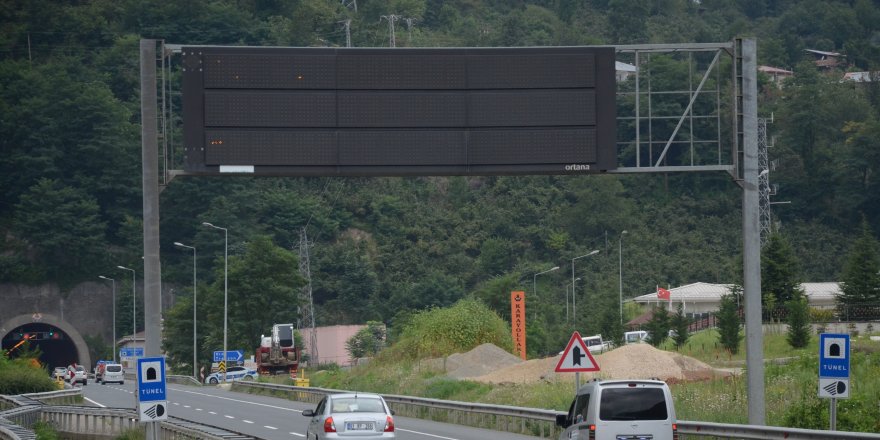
[203, 222, 228, 383]
[619, 230, 628, 325]
[99, 276, 116, 362]
[566, 277, 581, 321]
[532, 266, 560, 299]
[571, 250, 599, 327]
[175, 242, 198, 378]
[117, 266, 136, 349]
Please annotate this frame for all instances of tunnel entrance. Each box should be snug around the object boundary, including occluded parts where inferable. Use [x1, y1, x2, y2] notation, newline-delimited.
[2, 323, 80, 369]
[2, 314, 90, 370]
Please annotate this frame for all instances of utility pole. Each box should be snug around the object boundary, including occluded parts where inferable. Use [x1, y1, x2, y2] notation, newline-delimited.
[298, 228, 319, 365]
[380, 15, 399, 47]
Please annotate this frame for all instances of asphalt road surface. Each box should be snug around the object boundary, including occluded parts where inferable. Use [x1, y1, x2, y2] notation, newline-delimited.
[80, 382, 544, 440]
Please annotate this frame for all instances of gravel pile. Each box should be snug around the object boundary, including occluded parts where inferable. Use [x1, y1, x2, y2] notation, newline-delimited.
[463, 344, 727, 385]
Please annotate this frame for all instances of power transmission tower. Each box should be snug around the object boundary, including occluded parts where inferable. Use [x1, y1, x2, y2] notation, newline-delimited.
[380, 15, 400, 47]
[404, 17, 418, 45]
[341, 19, 352, 48]
[298, 228, 319, 365]
[341, 0, 357, 12]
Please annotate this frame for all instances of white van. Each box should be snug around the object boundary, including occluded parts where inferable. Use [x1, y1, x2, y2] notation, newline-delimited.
[101, 363, 125, 384]
[556, 379, 677, 440]
[624, 330, 648, 344]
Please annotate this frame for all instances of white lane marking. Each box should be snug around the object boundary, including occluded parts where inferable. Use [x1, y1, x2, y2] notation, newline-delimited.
[168, 387, 303, 413]
[243, 420, 254, 424]
[195, 408, 203, 411]
[397, 428, 460, 440]
[173, 402, 180, 406]
[289, 433, 305, 437]
[225, 415, 235, 419]
[264, 425, 277, 430]
[184, 405, 191, 408]
[83, 397, 106, 408]
[209, 411, 217, 415]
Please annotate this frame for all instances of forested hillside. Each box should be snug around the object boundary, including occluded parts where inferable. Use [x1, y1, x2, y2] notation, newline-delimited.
[2, 0, 879, 360]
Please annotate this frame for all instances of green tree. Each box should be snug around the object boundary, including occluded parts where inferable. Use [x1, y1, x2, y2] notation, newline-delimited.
[762, 232, 803, 318]
[837, 220, 880, 319]
[717, 293, 743, 354]
[786, 292, 811, 349]
[645, 306, 670, 347]
[13, 179, 107, 288]
[196, 236, 304, 359]
[345, 321, 387, 360]
[670, 302, 690, 349]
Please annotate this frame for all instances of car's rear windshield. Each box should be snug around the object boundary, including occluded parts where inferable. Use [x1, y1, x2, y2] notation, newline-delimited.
[75, 366, 85, 371]
[599, 387, 668, 421]
[106, 365, 122, 372]
[330, 398, 385, 413]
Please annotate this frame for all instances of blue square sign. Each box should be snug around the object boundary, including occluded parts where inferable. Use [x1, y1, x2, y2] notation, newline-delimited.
[136, 357, 167, 403]
[819, 333, 850, 379]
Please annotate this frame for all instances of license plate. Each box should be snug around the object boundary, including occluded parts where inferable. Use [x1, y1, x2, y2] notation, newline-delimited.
[616, 436, 652, 440]
[346, 422, 373, 431]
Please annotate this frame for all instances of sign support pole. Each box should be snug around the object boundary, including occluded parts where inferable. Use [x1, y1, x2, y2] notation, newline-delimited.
[140, 37, 163, 440]
[830, 398, 837, 430]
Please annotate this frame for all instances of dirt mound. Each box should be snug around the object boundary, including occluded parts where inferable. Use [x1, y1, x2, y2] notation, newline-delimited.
[470, 344, 728, 385]
[422, 343, 524, 379]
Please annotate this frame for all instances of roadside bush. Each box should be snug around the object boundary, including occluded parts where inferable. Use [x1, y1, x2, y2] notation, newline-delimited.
[387, 298, 513, 359]
[0, 357, 55, 394]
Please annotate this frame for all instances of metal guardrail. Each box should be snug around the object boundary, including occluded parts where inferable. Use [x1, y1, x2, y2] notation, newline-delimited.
[167, 375, 204, 387]
[232, 381, 880, 440]
[0, 387, 255, 440]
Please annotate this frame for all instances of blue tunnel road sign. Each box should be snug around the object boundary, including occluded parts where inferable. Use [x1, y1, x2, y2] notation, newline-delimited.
[819, 334, 850, 379]
[137, 357, 167, 403]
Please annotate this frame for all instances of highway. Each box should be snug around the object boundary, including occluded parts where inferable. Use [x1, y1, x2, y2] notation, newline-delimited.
[80, 382, 543, 440]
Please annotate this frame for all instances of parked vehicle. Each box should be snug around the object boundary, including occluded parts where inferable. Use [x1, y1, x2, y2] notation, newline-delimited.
[302, 393, 395, 439]
[624, 330, 649, 344]
[556, 379, 678, 440]
[255, 323, 300, 376]
[204, 366, 258, 384]
[101, 363, 125, 384]
[582, 334, 611, 353]
[67, 365, 88, 386]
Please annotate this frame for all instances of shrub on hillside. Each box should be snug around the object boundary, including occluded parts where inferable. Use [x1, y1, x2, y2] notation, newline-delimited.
[387, 299, 513, 359]
[0, 358, 56, 394]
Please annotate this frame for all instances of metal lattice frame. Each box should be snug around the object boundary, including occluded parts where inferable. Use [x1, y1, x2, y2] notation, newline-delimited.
[758, 117, 771, 244]
[612, 42, 736, 175]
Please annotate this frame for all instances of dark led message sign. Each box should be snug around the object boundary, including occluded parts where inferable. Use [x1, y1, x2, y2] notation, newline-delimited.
[182, 46, 616, 176]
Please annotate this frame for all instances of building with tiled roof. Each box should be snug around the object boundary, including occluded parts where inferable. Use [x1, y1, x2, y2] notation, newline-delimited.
[630, 281, 840, 316]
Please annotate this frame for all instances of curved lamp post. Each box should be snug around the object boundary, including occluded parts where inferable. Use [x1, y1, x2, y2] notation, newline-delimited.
[116, 266, 136, 346]
[98, 276, 116, 362]
[571, 250, 599, 327]
[203, 222, 228, 383]
[175, 241, 198, 378]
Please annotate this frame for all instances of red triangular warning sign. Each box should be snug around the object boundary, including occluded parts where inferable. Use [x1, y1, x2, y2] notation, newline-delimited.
[555, 331, 601, 373]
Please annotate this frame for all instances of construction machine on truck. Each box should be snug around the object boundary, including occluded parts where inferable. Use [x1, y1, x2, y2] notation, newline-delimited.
[255, 323, 300, 376]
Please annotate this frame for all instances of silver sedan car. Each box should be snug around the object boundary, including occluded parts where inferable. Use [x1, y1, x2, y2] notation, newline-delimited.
[302, 393, 395, 439]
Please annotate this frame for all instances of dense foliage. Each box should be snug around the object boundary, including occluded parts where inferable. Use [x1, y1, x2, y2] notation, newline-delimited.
[1, 0, 880, 360]
[388, 299, 513, 359]
[0, 352, 56, 394]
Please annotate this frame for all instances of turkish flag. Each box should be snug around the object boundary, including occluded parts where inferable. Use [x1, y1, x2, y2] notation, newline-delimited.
[657, 287, 671, 300]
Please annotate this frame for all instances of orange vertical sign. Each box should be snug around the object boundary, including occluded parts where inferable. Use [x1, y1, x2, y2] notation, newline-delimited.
[511, 291, 526, 360]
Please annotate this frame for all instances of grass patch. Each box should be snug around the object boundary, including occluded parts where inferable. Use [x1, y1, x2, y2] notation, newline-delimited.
[658, 328, 816, 365]
[32, 421, 59, 440]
